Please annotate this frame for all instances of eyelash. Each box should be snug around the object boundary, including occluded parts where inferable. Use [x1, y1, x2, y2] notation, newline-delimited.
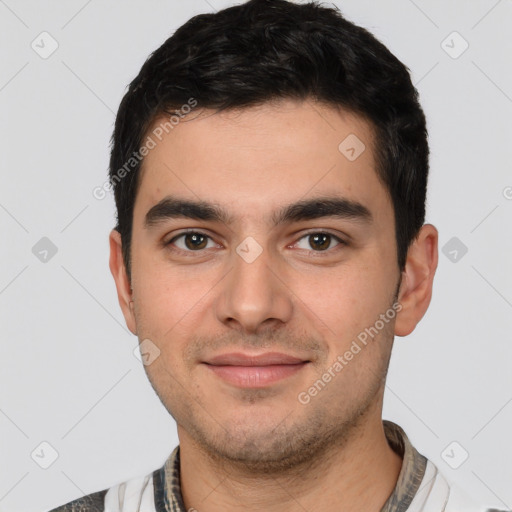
[165, 229, 347, 256]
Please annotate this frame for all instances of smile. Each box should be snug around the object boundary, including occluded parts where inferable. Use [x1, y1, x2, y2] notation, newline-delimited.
[202, 361, 309, 387]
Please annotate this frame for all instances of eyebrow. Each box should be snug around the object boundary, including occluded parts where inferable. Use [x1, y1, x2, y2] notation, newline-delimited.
[144, 195, 373, 228]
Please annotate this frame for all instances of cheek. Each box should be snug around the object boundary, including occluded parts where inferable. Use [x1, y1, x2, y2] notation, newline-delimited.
[131, 259, 205, 339]
[292, 262, 394, 340]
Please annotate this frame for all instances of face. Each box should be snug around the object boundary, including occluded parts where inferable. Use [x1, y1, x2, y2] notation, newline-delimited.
[112, 99, 410, 472]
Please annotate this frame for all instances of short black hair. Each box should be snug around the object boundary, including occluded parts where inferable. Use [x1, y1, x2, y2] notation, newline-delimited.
[109, 0, 429, 279]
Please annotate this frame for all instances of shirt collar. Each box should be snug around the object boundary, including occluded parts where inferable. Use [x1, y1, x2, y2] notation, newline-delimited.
[155, 420, 427, 512]
[380, 420, 428, 511]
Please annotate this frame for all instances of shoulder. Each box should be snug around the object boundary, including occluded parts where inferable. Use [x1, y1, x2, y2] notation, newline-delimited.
[45, 470, 160, 512]
[46, 488, 109, 512]
[46, 447, 178, 512]
[409, 458, 509, 512]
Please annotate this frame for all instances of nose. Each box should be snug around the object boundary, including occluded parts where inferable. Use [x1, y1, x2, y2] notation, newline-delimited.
[214, 241, 294, 334]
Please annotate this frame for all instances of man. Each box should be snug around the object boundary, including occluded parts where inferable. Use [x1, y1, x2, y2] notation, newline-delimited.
[48, 1, 506, 511]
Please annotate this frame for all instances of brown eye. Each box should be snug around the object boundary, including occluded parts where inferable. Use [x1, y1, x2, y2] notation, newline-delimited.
[184, 233, 208, 250]
[309, 233, 331, 251]
[294, 232, 344, 252]
[169, 232, 213, 251]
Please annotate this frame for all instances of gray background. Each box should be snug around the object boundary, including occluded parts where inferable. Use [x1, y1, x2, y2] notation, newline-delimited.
[0, 0, 511, 510]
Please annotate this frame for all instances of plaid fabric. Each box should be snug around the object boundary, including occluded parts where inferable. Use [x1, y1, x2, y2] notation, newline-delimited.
[380, 420, 428, 511]
[47, 489, 108, 512]
[158, 420, 427, 512]
[49, 420, 507, 511]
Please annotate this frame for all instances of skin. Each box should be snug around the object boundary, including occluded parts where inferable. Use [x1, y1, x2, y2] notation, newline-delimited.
[109, 99, 438, 512]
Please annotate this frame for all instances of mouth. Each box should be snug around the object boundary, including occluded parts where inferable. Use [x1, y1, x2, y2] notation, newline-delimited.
[202, 352, 311, 388]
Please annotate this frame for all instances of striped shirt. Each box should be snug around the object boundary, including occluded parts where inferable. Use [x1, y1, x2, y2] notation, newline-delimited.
[47, 420, 506, 512]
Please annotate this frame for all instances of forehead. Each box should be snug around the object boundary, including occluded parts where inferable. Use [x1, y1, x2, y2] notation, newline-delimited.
[134, 99, 391, 225]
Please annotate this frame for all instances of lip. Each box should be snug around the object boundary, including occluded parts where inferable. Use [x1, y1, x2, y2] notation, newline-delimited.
[204, 351, 307, 366]
[202, 352, 310, 388]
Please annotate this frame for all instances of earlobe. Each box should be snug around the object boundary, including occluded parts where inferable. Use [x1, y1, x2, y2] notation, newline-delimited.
[108, 229, 137, 335]
[128, 299, 137, 335]
[394, 224, 439, 337]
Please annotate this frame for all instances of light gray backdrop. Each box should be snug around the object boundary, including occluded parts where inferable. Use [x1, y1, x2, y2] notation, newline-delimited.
[0, 1, 511, 511]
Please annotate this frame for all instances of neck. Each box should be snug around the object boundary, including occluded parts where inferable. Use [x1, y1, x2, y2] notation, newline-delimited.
[178, 414, 402, 512]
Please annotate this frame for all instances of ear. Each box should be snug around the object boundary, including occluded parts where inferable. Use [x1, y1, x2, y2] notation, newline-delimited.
[109, 229, 137, 335]
[394, 224, 438, 337]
